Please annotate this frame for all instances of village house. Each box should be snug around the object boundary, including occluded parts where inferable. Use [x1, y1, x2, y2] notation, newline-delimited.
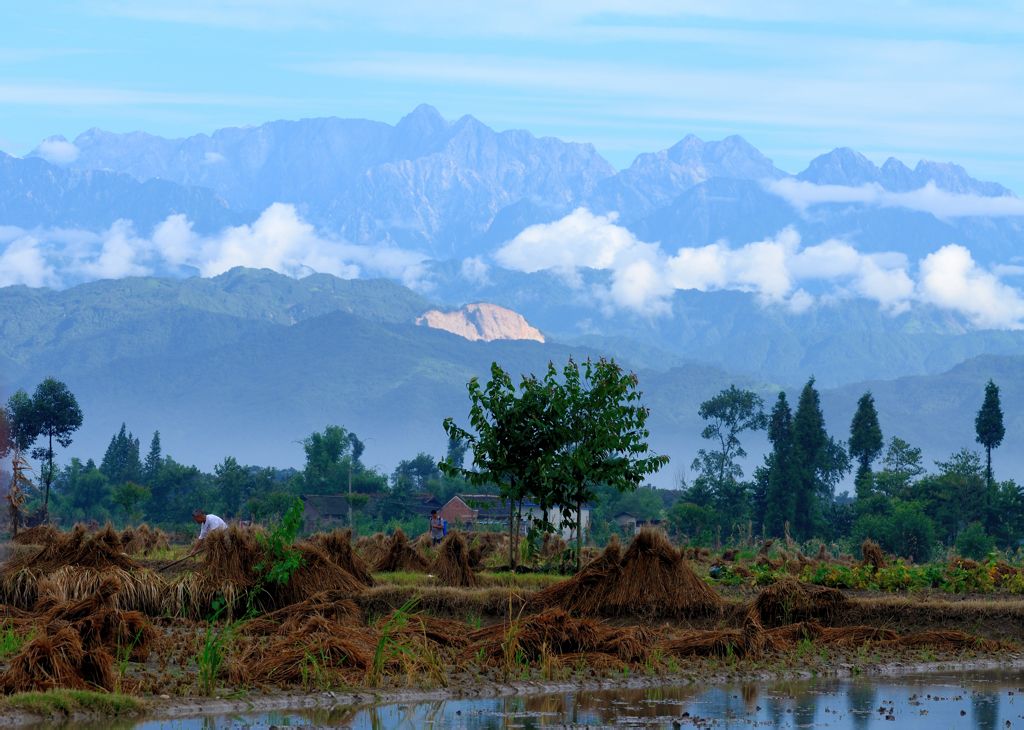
[439, 494, 590, 540]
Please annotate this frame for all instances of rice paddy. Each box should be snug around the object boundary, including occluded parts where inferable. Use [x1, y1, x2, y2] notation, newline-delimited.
[0, 522, 1020, 723]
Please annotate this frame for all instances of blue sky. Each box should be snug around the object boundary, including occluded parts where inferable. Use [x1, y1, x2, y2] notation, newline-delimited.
[2, 1, 1023, 189]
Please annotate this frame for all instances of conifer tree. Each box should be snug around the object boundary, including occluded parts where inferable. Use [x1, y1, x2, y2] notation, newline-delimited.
[849, 392, 883, 499]
[762, 392, 795, 538]
[789, 378, 850, 541]
[975, 379, 1005, 486]
[100, 423, 142, 486]
[143, 431, 163, 483]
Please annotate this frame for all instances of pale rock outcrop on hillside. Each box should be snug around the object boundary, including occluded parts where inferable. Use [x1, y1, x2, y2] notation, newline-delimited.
[416, 303, 544, 343]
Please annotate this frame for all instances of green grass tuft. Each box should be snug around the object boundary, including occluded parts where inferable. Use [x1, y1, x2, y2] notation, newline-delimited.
[0, 689, 145, 717]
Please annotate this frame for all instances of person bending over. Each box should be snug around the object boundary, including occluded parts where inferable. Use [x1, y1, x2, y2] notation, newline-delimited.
[191, 509, 227, 552]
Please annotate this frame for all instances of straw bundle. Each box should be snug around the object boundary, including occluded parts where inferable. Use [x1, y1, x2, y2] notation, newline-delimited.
[0, 573, 157, 693]
[860, 539, 887, 572]
[305, 529, 374, 587]
[601, 528, 723, 618]
[373, 528, 429, 573]
[11, 525, 58, 546]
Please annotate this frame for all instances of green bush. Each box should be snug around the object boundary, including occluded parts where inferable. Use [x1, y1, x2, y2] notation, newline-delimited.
[956, 522, 995, 561]
[852, 501, 935, 563]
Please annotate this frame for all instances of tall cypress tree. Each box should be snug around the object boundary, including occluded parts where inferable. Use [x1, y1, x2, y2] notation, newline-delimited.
[791, 378, 828, 541]
[975, 380, 1005, 486]
[143, 431, 163, 484]
[849, 392, 883, 499]
[763, 392, 795, 538]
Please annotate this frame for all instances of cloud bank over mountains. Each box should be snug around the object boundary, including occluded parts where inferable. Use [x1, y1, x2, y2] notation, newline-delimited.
[0, 204, 431, 291]
[495, 208, 1024, 328]
[4, 200, 1024, 330]
[768, 179, 1024, 218]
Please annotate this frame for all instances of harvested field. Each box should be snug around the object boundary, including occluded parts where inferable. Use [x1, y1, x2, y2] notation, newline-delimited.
[0, 525, 1020, 708]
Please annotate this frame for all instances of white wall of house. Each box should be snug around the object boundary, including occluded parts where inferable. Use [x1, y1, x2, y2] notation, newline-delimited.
[523, 506, 590, 540]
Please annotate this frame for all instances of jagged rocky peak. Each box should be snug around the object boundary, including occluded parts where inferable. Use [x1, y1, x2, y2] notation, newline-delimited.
[415, 302, 544, 343]
[798, 147, 880, 185]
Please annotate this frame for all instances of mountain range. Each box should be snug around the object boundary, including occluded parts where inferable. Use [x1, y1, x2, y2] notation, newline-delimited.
[16, 104, 1022, 264]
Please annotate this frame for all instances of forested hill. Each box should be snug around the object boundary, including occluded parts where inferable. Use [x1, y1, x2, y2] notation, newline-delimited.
[1, 269, 1021, 485]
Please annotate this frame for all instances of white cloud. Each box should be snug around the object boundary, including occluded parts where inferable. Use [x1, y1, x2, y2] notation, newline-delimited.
[460, 256, 490, 286]
[0, 204, 431, 291]
[202, 151, 225, 164]
[78, 220, 151, 279]
[918, 245, 1024, 329]
[767, 179, 1024, 218]
[0, 236, 60, 287]
[495, 208, 1024, 325]
[34, 138, 79, 165]
[495, 208, 671, 314]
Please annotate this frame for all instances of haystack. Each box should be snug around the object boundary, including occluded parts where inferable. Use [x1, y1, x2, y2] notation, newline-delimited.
[3, 525, 138, 575]
[602, 528, 723, 618]
[432, 532, 477, 588]
[750, 577, 847, 627]
[306, 529, 374, 586]
[533, 530, 723, 619]
[0, 525, 151, 611]
[373, 528, 429, 573]
[860, 539, 887, 572]
[656, 612, 765, 659]
[354, 533, 388, 567]
[120, 524, 171, 556]
[230, 615, 379, 687]
[466, 531, 506, 569]
[530, 535, 623, 614]
[269, 542, 366, 608]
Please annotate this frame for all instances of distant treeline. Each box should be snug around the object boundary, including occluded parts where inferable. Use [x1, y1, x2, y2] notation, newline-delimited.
[0, 365, 1015, 562]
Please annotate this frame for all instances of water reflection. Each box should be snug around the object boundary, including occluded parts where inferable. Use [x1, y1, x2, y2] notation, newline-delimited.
[27, 669, 1024, 729]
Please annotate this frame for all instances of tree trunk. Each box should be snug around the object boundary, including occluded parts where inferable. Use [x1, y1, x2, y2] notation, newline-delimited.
[576, 497, 583, 572]
[986, 445, 993, 486]
[508, 499, 515, 570]
[43, 431, 53, 513]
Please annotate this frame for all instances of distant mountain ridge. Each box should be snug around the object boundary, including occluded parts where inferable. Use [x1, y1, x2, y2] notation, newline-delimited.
[10, 104, 1017, 265]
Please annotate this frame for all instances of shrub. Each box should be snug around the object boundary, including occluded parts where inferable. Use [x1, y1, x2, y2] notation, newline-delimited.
[956, 522, 995, 561]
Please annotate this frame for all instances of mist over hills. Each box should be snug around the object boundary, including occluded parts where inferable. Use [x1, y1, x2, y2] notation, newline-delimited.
[1, 269, 1022, 488]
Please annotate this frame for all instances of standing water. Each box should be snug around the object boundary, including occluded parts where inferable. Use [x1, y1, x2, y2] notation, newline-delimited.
[32, 670, 1024, 729]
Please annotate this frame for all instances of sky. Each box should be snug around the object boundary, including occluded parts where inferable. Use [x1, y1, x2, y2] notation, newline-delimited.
[2, 1, 1023, 189]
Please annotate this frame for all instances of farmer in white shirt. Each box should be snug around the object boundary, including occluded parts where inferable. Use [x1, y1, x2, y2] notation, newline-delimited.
[190, 509, 227, 552]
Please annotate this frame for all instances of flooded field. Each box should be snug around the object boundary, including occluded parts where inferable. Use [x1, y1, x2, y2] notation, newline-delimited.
[50, 668, 1024, 729]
